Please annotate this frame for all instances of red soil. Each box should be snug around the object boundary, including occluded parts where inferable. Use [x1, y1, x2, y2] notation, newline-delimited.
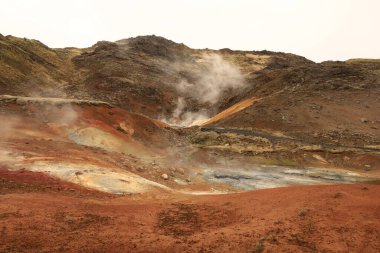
[1, 168, 379, 253]
[0, 166, 110, 197]
[0, 99, 379, 252]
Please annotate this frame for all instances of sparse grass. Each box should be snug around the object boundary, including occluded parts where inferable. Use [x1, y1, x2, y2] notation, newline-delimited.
[190, 131, 220, 145]
[268, 235, 277, 244]
[298, 209, 308, 217]
[248, 156, 299, 167]
[255, 238, 264, 253]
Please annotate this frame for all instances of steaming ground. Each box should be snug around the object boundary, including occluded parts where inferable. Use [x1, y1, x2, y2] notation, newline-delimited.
[0, 95, 378, 196]
[1, 34, 380, 252]
[160, 53, 246, 127]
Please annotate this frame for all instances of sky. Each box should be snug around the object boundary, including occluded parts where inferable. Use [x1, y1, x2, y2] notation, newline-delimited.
[1, 0, 379, 62]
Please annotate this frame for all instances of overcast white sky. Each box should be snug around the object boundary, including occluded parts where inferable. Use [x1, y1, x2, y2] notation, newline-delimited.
[1, 0, 379, 62]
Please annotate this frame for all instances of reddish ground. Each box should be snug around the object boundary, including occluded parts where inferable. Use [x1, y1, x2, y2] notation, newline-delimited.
[1, 167, 379, 253]
[0, 97, 379, 253]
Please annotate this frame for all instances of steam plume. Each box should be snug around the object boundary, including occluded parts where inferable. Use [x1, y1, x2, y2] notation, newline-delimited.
[163, 53, 245, 126]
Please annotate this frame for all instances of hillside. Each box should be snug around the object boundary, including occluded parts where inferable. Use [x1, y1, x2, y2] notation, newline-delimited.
[1, 34, 379, 140]
[1, 34, 380, 252]
[204, 61, 380, 146]
[0, 34, 312, 119]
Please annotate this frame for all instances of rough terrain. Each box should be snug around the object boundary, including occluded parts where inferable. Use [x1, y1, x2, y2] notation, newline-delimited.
[0, 34, 379, 252]
[1, 168, 379, 253]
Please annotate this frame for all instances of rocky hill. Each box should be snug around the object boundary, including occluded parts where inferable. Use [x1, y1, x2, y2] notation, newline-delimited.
[1, 34, 380, 253]
[1, 34, 379, 145]
[0, 34, 310, 117]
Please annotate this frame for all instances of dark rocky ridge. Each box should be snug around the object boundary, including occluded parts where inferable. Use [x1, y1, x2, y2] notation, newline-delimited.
[0, 34, 313, 116]
[1, 34, 379, 145]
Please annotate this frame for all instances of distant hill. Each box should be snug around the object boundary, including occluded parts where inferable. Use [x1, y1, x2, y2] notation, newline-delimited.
[1, 34, 379, 145]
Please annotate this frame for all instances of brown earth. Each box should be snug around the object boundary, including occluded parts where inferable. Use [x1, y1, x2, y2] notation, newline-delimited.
[1, 167, 379, 253]
[1, 34, 380, 252]
[1, 34, 379, 145]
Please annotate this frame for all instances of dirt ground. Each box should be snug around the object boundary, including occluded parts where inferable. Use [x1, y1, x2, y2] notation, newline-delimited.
[0, 97, 379, 253]
[1, 34, 380, 253]
[1, 167, 379, 253]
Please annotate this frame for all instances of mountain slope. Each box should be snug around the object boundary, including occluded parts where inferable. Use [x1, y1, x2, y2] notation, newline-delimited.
[0, 34, 311, 118]
[204, 61, 380, 146]
[1, 34, 379, 146]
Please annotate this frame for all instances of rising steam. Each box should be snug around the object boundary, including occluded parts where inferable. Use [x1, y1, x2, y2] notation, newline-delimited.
[167, 97, 209, 126]
[177, 54, 245, 104]
[162, 53, 245, 126]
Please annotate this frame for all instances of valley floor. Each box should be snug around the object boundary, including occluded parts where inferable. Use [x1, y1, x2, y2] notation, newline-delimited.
[0, 96, 379, 252]
[1, 167, 379, 253]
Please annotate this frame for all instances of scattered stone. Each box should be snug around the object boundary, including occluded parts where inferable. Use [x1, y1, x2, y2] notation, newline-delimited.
[360, 118, 368, 123]
[177, 168, 185, 175]
[161, 173, 169, 180]
[173, 179, 187, 185]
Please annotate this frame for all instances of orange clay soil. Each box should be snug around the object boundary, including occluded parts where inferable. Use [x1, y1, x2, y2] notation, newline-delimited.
[201, 96, 261, 126]
[1, 166, 379, 253]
